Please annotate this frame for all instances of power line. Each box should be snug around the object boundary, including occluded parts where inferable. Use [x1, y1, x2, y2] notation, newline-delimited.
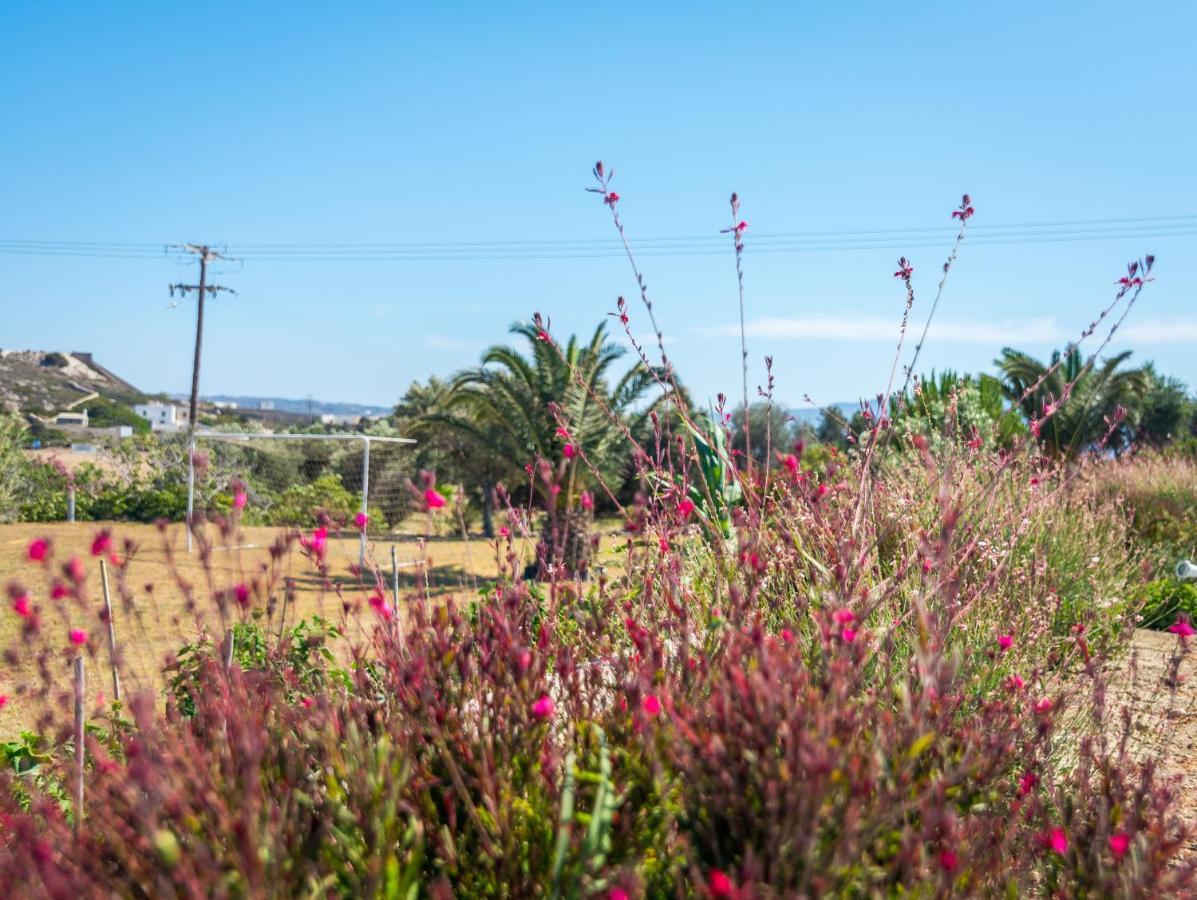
[0, 213, 1194, 261]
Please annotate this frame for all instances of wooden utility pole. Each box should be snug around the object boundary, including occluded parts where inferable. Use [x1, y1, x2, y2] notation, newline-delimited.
[168, 244, 236, 431]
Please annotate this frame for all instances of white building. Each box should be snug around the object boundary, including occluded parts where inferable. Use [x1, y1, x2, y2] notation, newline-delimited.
[320, 413, 362, 426]
[52, 410, 89, 428]
[133, 402, 190, 433]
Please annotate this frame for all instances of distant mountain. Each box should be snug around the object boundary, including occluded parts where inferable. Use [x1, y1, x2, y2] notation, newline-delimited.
[790, 402, 858, 427]
[168, 394, 391, 418]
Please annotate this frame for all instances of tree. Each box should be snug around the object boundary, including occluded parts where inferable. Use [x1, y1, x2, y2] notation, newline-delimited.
[443, 321, 677, 567]
[996, 347, 1151, 456]
[1135, 365, 1192, 448]
[891, 370, 1025, 451]
[730, 403, 795, 467]
[0, 413, 28, 522]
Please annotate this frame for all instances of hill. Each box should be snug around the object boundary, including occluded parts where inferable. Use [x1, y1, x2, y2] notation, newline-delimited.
[0, 350, 143, 414]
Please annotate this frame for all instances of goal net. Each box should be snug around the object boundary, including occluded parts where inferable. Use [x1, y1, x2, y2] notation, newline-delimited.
[187, 432, 415, 551]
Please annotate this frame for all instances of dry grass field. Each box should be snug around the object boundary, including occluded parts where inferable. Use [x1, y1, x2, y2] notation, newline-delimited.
[0, 518, 561, 735]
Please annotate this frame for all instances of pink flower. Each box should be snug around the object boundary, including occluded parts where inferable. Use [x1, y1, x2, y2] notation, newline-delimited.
[678, 498, 696, 519]
[27, 539, 49, 563]
[499, 525, 511, 538]
[305, 527, 328, 557]
[708, 869, 735, 897]
[1109, 832, 1130, 859]
[604, 191, 620, 206]
[65, 556, 86, 583]
[69, 628, 87, 646]
[951, 194, 975, 221]
[642, 694, 661, 716]
[368, 592, 394, 620]
[1033, 696, 1054, 715]
[90, 530, 112, 557]
[1018, 770, 1038, 796]
[735, 220, 748, 233]
[536, 330, 551, 342]
[580, 491, 594, 511]
[424, 488, 446, 510]
[893, 257, 914, 279]
[50, 580, 69, 600]
[233, 487, 247, 510]
[779, 628, 794, 643]
[997, 634, 1014, 652]
[532, 694, 554, 720]
[12, 595, 31, 618]
[938, 849, 958, 872]
[780, 453, 799, 476]
[1006, 674, 1026, 691]
[300, 696, 315, 709]
[840, 627, 857, 643]
[1047, 827, 1068, 855]
[233, 583, 250, 607]
[608, 890, 630, 900]
[832, 608, 855, 626]
[1168, 615, 1196, 638]
[354, 511, 369, 530]
[555, 426, 570, 439]
[0, 695, 8, 709]
[563, 443, 577, 460]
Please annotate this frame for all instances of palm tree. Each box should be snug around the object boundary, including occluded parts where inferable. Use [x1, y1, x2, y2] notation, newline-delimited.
[443, 321, 677, 571]
[889, 370, 1026, 450]
[996, 347, 1151, 456]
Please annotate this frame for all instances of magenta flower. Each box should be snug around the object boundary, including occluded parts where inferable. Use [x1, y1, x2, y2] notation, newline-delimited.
[90, 530, 112, 557]
[0, 695, 8, 709]
[1006, 674, 1025, 691]
[678, 498, 696, 519]
[608, 890, 630, 900]
[708, 869, 735, 897]
[563, 443, 577, 460]
[234, 583, 250, 607]
[424, 488, 446, 510]
[997, 634, 1014, 652]
[367, 592, 394, 620]
[642, 694, 661, 716]
[779, 628, 795, 643]
[1168, 615, 1196, 638]
[499, 525, 511, 538]
[532, 693, 555, 720]
[27, 538, 49, 563]
[304, 527, 328, 557]
[951, 194, 975, 220]
[1047, 827, 1069, 855]
[833, 608, 855, 626]
[50, 580, 69, 600]
[65, 556, 86, 583]
[1033, 696, 1054, 715]
[69, 628, 87, 646]
[233, 487, 247, 510]
[1018, 770, 1038, 796]
[893, 257, 914, 279]
[781, 453, 799, 476]
[840, 627, 858, 644]
[555, 426, 570, 439]
[604, 191, 620, 207]
[580, 491, 594, 511]
[1109, 832, 1130, 859]
[938, 849, 958, 872]
[354, 511, 369, 530]
[12, 595, 30, 618]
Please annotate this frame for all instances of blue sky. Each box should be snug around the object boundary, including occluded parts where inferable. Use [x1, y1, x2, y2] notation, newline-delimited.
[2, 2, 1195, 409]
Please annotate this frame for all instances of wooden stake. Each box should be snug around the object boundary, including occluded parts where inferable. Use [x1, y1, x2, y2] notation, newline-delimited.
[73, 655, 85, 837]
[224, 630, 235, 670]
[99, 559, 121, 702]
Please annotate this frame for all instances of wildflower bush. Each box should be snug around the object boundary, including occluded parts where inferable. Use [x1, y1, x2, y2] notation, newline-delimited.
[0, 168, 1193, 897]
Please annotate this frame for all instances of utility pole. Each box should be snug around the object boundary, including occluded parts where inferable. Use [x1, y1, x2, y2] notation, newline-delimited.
[168, 244, 236, 431]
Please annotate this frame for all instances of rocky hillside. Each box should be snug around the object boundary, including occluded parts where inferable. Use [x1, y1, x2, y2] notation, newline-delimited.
[0, 350, 142, 414]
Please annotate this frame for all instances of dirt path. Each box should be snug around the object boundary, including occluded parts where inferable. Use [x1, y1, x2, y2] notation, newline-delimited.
[1119, 629, 1197, 855]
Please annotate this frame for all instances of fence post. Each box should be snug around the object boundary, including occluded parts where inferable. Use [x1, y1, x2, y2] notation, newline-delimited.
[186, 437, 196, 553]
[391, 543, 400, 607]
[66, 483, 76, 523]
[224, 629, 235, 671]
[99, 559, 121, 702]
[360, 436, 371, 569]
[73, 655, 85, 837]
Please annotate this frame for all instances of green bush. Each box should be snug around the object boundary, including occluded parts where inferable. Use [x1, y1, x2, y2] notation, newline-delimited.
[1136, 578, 1197, 631]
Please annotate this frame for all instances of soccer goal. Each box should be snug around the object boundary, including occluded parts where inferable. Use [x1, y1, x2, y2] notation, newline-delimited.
[186, 431, 416, 562]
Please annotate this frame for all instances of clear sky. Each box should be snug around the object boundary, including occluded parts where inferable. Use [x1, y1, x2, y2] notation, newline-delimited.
[3, 2, 1195, 410]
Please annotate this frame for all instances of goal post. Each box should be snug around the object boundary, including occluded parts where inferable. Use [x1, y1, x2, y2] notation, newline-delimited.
[186, 431, 416, 564]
